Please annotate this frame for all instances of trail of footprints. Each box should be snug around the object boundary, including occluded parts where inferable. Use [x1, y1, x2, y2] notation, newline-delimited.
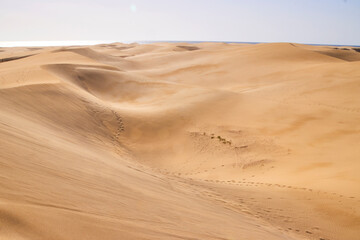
[193, 178, 357, 201]
[80, 99, 127, 159]
[265, 96, 360, 114]
[154, 166, 357, 202]
[310, 102, 360, 114]
[111, 110, 125, 141]
[151, 166, 358, 240]
[175, 131, 279, 176]
[80, 99, 357, 240]
[178, 178, 350, 240]
[82, 99, 125, 138]
[157, 162, 273, 176]
[123, 159, 357, 240]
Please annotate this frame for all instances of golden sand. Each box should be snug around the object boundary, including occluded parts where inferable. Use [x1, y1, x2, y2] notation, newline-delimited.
[0, 42, 359, 240]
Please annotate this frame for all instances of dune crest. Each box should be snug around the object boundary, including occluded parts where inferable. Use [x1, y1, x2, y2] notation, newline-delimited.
[0, 42, 359, 240]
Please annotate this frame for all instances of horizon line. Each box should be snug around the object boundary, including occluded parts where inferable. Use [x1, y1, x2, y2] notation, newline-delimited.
[0, 40, 359, 48]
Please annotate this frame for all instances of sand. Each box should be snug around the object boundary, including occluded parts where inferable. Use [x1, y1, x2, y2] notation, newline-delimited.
[0, 42, 359, 240]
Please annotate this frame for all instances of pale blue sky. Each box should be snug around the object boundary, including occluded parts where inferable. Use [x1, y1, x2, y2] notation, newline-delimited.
[1, 0, 359, 45]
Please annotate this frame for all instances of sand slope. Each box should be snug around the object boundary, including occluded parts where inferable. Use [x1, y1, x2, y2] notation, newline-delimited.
[0, 42, 359, 240]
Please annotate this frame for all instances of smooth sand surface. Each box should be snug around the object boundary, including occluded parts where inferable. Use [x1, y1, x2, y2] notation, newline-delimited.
[0, 42, 359, 240]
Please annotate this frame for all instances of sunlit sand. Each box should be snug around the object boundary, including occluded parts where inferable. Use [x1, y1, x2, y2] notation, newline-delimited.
[0, 42, 359, 240]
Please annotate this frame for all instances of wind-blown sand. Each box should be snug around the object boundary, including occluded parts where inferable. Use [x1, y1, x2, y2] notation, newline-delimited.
[0, 42, 359, 240]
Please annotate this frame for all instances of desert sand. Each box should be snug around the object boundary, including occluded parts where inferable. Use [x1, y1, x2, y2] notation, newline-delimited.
[0, 42, 359, 240]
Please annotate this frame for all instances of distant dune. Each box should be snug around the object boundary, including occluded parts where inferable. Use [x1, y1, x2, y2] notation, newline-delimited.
[0, 42, 359, 240]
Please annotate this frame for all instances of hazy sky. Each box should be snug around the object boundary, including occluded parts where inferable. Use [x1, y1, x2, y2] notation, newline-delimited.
[1, 0, 360, 45]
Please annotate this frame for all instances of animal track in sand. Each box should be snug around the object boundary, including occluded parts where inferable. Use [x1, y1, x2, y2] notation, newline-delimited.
[82, 99, 125, 139]
[183, 176, 350, 240]
[270, 96, 360, 115]
[164, 160, 273, 176]
[173, 176, 359, 203]
[153, 161, 356, 240]
[111, 110, 125, 138]
[79, 98, 130, 160]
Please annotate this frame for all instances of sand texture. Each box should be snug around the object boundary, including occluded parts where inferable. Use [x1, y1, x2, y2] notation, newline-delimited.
[0, 42, 359, 240]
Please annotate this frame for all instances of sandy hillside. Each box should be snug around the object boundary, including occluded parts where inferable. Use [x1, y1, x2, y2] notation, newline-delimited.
[0, 42, 359, 240]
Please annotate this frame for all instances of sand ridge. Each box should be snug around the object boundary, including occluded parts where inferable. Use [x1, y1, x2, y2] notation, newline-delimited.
[0, 42, 359, 240]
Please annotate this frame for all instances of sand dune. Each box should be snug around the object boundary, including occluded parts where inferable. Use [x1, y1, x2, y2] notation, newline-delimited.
[0, 42, 359, 240]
